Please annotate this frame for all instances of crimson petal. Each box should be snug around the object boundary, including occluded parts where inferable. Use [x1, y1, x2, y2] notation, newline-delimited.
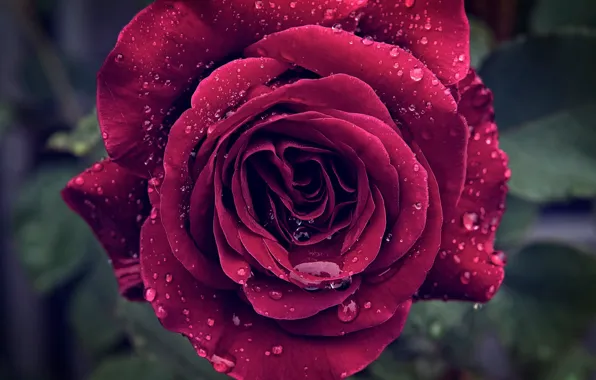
[418, 70, 508, 302]
[245, 25, 467, 218]
[97, 0, 367, 176]
[62, 159, 148, 299]
[359, 0, 470, 85]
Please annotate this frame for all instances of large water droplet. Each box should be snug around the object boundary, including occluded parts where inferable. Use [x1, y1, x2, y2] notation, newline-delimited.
[271, 345, 283, 355]
[410, 67, 424, 82]
[156, 305, 168, 318]
[462, 212, 480, 231]
[490, 251, 506, 267]
[211, 354, 236, 373]
[144, 288, 156, 302]
[254, 1, 264, 9]
[338, 298, 359, 323]
[405, 0, 415, 8]
[292, 227, 311, 242]
[268, 290, 283, 300]
[332, 23, 343, 33]
[329, 277, 352, 291]
[459, 271, 471, 284]
[361, 36, 374, 46]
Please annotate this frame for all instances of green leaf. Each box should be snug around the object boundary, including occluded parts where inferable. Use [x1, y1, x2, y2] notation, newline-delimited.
[117, 302, 228, 380]
[88, 355, 174, 380]
[480, 32, 596, 132]
[531, 0, 596, 33]
[543, 347, 596, 380]
[14, 165, 92, 293]
[48, 109, 102, 157]
[469, 17, 495, 69]
[480, 33, 596, 201]
[496, 196, 540, 248]
[482, 243, 596, 361]
[500, 105, 596, 201]
[70, 254, 124, 356]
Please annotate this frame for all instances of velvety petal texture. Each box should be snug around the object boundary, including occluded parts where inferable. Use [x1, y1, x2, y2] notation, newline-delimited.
[64, 1, 509, 379]
[418, 70, 509, 302]
[62, 159, 149, 299]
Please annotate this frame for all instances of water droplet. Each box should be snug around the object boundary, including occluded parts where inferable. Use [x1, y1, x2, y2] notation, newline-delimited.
[289, 1, 296, 8]
[410, 67, 424, 82]
[460, 271, 471, 284]
[337, 298, 359, 323]
[254, 1, 264, 9]
[268, 290, 283, 300]
[144, 288, 156, 302]
[458, 54, 465, 62]
[156, 305, 168, 318]
[207, 318, 215, 327]
[405, 0, 415, 7]
[389, 47, 399, 57]
[330, 277, 352, 291]
[363, 301, 372, 309]
[332, 23, 343, 33]
[413, 202, 422, 210]
[413, 164, 420, 172]
[74, 176, 85, 186]
[211, 354, 236, 373]
[361, 36, 374, 46]
[384, 233, 393, 242]
[485, 285, 496, 298]
[92, 163, 104, 172]
[473, 303, 483, 310]
[271, 345, 283, 355]
[114, 53, 124, 62]
[237, 268, 247, 276]
[420, 36, 428, 45]
[232, 314, 241, 326]
[462, 212, 480, 231]
[490, 251, 506, 267]
[292, 227, 311, 242]
[165, 273, 173, 283]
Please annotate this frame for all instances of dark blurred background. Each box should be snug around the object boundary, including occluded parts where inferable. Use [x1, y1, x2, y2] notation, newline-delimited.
[0, 1, 595, 380]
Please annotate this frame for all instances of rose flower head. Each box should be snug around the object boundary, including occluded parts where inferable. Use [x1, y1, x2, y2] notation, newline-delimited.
[62, 1, 510, 379]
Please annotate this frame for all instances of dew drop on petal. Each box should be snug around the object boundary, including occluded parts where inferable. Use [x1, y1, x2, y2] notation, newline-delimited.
[405, 0, 415, 7]
[211, 354, 236, 374]
[271, 345, 283, 355]
[459, 271, 471, 284]
[462, 212, 479, 231]
[268, 290, 283, 300]
[361, 36, 374, 46]
[144, 288, 156, 302]
[337, 298, 359, 323]
[165, 273, 173, 283]
[410, 67, 424, 82]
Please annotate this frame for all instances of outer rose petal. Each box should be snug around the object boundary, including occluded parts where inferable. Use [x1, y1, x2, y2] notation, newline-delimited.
[246, 25, 467, 217]
[62, 159, 149, 300]
[359, 0, 470, 85]
[140, 215, 412, 380]
[418, 70, 509, 302]
[97, 0, 366, 176]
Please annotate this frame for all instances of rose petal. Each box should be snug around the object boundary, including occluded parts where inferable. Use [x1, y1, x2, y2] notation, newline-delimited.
[62, 159, 148, 299]
[243, 274, 361, 320]
[245, 25, 467, 218]
[140, 219, 411, 379]
[418, 70, 508, 302]
[318, 110, 429, 271]
[359, 0, 470, 85]
[98, 0, 366, 175]
[280, 151, 441, 336]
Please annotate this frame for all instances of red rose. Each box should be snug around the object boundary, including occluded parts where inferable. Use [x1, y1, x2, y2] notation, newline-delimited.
[63, 1, 509, 379]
